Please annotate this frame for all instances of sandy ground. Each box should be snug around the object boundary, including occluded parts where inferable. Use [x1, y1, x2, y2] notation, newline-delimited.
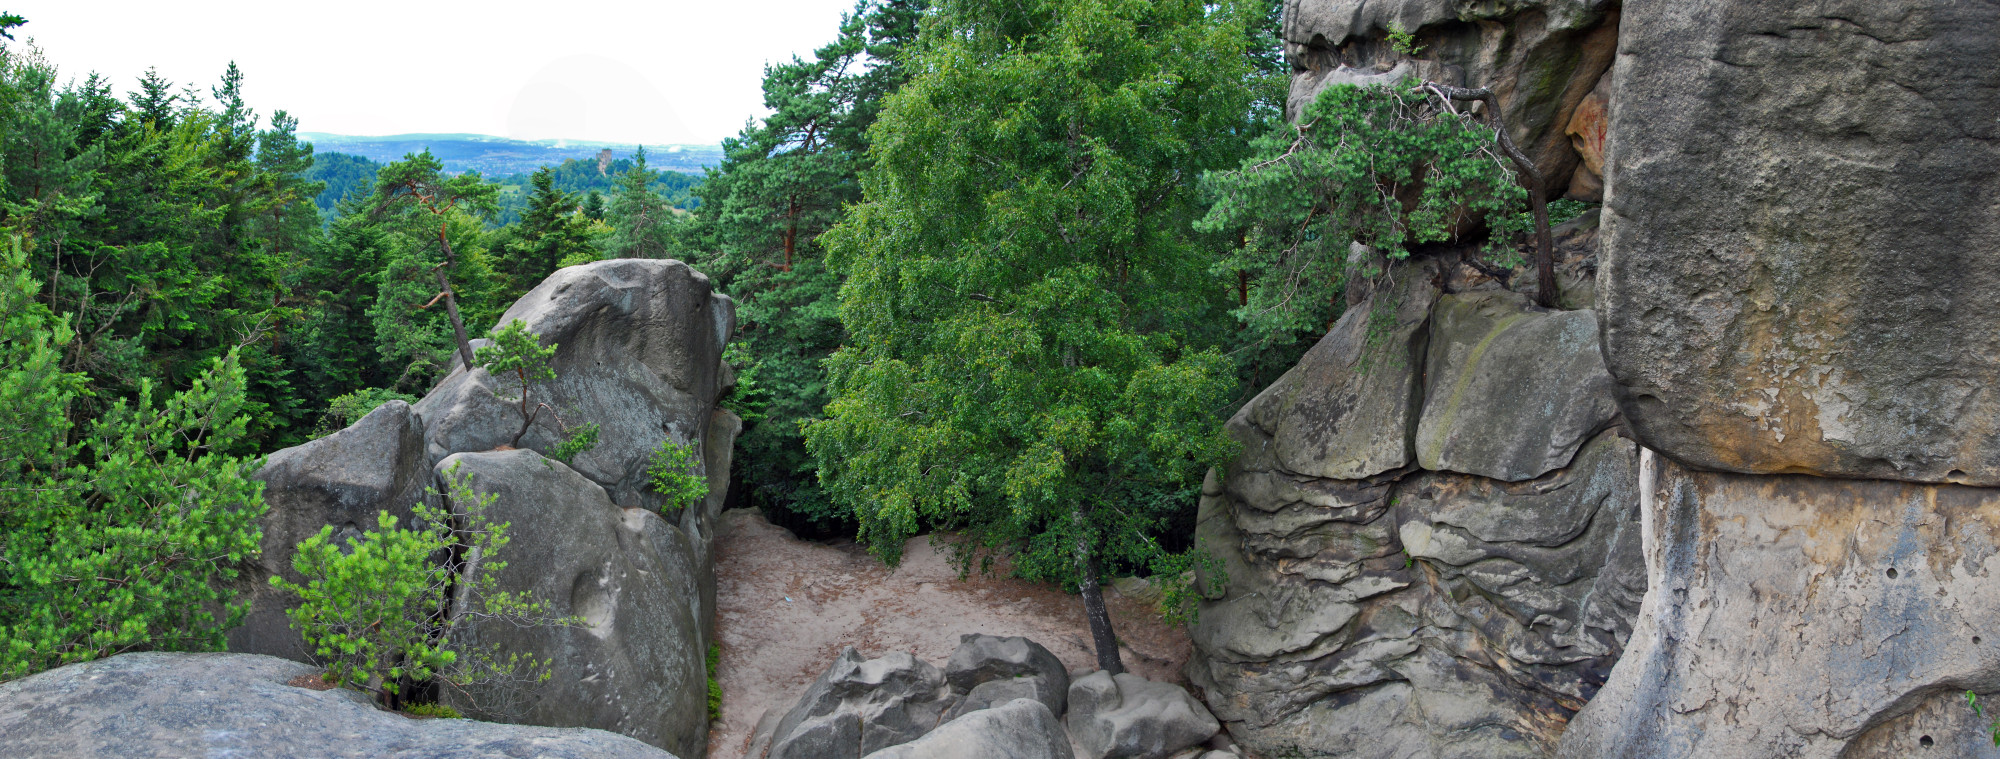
[705, 508, 1193, 759]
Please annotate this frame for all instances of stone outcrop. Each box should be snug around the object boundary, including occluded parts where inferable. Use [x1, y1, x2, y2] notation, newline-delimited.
[437, 449, 710, 759]
[1557, 453, 2000, 757]
[944, 634, 1071, 718]
[228, 400, 430, 661]
[1596, 0, 2000, 485]
[1282, 0, 1621, 197]
[1187, 251, 1645, 758]
[866, 698, 1075, 759]
[237, 258, 738, 755]
[1066, 671, 1220, 759]
[0, 653, 677, 759]
[766, 648, 951, 759]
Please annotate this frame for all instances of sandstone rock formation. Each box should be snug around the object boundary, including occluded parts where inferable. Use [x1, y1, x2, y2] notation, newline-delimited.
[436, 449, 710, 759]
[1066, 670, 1220, 759]
[1596, 0, 2000, 485]
[228, 400, 430, 661]
[1282, 0, 1621, 195]
[945, 634, 1071, 718]
[1187, 253, 1645, 759]
[866, 698, 1076, 759]
[237, 258, 738, 754]
[766, 648, 951, 759]
[0, 653, 677, 759]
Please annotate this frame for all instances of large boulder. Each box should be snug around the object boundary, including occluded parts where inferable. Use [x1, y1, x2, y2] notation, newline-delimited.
[866, 698, 1075, 759]
[944, 634, 1070, 717]
[1230, 265, 1437, 481]
[767, 648, 950, 759]
[1556, 453, 2000, 757]
[0, 652, 676, 758]
[1597, 0, 2000, 485]
[228, 400, 429, 661]
[1065, 671, 1220, 759]
[415, 258, 735, 511]
[438, 449, 709, 759]
[1415, 290, 1619, 482]
[1283, 0, 1620, 195]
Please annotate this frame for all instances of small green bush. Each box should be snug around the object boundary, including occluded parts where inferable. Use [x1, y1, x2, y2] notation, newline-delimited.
[646, 438, 708, 514]
[706, 642, 722, 721]
[403, 702, 462, 719]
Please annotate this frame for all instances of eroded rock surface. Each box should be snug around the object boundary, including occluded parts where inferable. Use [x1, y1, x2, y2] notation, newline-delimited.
[767, 648, 950, 759]
[866, 698, 1075, 759]
[1189, 258, 1644, 759]
[1556, 453, 2000, 758]
[1597, 0, 2000, 484]
[1066, 671, 1220, 759]
[945, 634, 1071, 718]
[0, 653, 677, 759]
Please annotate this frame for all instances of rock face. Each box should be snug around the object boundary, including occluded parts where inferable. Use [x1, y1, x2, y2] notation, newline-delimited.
[1283, 0, 1620, 196]
[767, 648, 950, 759]
[1596, 0, 2000, 485]
[1188, 259, 1646, 758]
[866, 698, 1075, 759]
[1557, 453, 2000, 757]
[229, 400, 430, 660]
[235, 258, 738, 754]
[1066, 671, 1220, 759]
[0, 652, 677, 759]
[437, 450, 710, 759]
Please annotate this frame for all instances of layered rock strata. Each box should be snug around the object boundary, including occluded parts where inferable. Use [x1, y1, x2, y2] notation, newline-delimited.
[1186, 255, 1645, 758]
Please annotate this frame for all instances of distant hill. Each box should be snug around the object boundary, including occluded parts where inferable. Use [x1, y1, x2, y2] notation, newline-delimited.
[299, 132, 722, 177]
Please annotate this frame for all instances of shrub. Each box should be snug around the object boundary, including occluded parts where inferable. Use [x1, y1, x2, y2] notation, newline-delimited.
[706, 642, 722, 721]
[645, 438, 708, 514]
[270, 463, 574, 707]
[403, 702, 463, 719]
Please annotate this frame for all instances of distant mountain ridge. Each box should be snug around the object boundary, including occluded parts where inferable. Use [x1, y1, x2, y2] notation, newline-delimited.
[300, 132, 722, 177]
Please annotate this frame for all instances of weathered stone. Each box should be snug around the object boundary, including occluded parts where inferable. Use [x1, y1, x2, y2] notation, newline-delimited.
[1556, 453, 2000, 758]
[944, 634, 1069, 716]
[866, 698, 1074, 759]
[1067, 671, 1220, 759]
[1597, 0, 2000, 484]
[229, 400, 429, 662]
[1415, 292, 1619, 481]
[1562, 62, 1612, 202]
[437, 450, 709, 759]
[1283, 0, 1620, 194]
[414, 258, 735, 510]
[768, 648, 949, 759]
[0, 652, 676, 759]
[942, 678, 1064, 724]
[1231, 266, 1437, 481]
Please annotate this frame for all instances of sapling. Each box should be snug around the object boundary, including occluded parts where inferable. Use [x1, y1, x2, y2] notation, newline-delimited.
[475, 319, 596, 459]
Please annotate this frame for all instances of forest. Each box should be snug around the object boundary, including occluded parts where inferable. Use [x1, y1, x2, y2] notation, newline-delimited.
[0, 0, 1567, 679]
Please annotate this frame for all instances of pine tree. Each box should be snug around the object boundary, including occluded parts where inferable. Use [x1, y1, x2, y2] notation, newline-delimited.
[601, 146, 676, 260]
[496, 166, 590, 295]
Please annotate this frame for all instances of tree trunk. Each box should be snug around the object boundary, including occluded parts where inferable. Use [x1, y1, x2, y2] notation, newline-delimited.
[1073, 506, 1124, 675]
[1423, 83, 1558, 309]
[435, 233, 477, 371]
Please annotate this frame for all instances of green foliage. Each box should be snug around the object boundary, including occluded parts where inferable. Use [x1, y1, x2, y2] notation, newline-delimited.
[303, 152, 382, 214]
[404, 702, 462, 719]
[550, 422, 599, 465]
[806, 0, 1264, 596]
[1970, 691, 2000, 746]
[1387, 22, 1424, 56]
[269, 464, 572, 703]
[645, 439, 708, 514]
[475, 318, 569, 448]
[705, 643, 722, 721]
[322, 387, 418, 431]
[599, 147, 681, 261]
[1199, 81, 1526, 351]
[493, 167, 595, 298]
[0, 237, 268, 681]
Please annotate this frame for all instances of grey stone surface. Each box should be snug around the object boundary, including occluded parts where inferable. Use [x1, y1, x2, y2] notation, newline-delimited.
[437, 450, 709, 759]
[867, 698, 1075, 759]
[0, 652, 677, 758]
[945, 634, 1070, 716]
[768, 648, 949, 759]
[1556, 453, 2000, 759]
[1230, 265, 1437, 481]
[414, 258, 734, 510]
[229, 400, 429, 662]
[1597, 0, 2000, 484]
[1415, 291, 1619, 482]
[943, 677, 1065, 724]
[1283, 0, 1620, 194]
[1066, 671, 1220, 759]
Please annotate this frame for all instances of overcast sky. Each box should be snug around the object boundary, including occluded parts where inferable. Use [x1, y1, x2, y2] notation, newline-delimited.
[11, 0, 864, 146]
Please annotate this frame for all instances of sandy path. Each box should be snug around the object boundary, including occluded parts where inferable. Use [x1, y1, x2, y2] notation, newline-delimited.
[705, 509, 1192, 759]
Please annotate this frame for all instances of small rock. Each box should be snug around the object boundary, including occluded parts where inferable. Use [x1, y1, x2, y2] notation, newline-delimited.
[865, 698, 1075, 759]
[944, 634, 1070, 716]
[767, 648, 948, 759]
[1066, 671, 1219, 759]
[944, 677, 1064, 723]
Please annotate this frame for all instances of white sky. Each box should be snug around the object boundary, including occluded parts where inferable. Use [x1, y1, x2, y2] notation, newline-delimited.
[11, 0, 864, 146]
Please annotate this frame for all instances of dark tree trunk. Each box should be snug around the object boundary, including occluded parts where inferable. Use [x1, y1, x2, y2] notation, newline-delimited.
[435, 233, 477, 371]
[1073, 506, 1124, 675]
[1423, 83, 1558, 309]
